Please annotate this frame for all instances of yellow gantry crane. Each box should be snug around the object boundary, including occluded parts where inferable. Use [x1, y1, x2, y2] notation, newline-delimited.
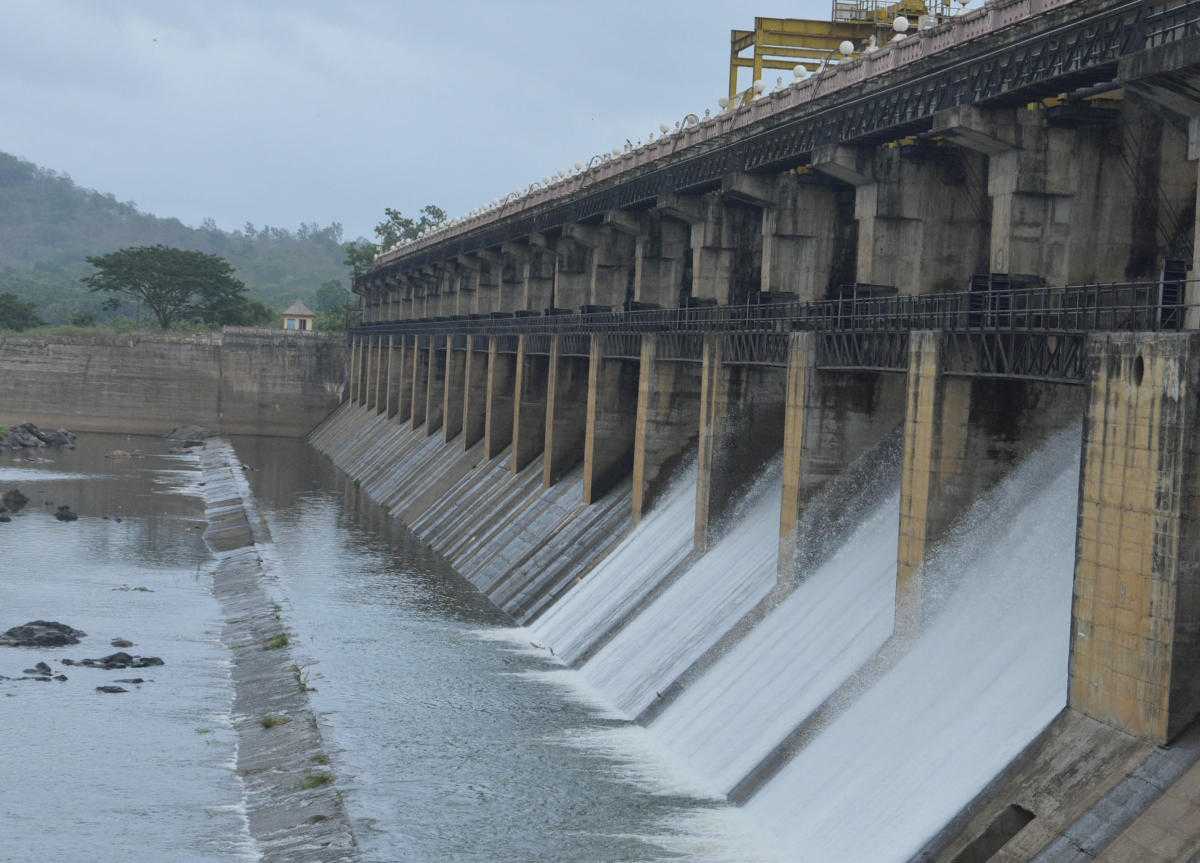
[728, 0, 960, 104]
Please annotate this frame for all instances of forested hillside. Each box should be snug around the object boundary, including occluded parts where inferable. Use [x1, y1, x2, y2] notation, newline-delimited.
[0, 151, 352, 323]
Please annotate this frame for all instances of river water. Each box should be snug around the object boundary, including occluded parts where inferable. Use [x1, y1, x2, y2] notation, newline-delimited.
[0, 434, 251, 861]
[1, 433, 748, 862]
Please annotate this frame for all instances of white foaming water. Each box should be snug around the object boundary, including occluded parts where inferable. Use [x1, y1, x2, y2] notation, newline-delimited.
[746, 427, 1080, 862]
[653, 488, 899, 795]
[530, 460, 698, 664]
[582, 459, 783, 720]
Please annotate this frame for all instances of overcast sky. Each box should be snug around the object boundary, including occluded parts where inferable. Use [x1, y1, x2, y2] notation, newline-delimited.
[3, 1, 829, 240]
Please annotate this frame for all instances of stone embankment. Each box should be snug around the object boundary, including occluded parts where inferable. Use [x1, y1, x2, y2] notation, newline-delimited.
[199, 440, 357, 862]
[0, 328, 345, 438]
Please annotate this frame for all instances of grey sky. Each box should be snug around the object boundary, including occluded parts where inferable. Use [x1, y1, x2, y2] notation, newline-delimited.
[2, 1, 828, 240]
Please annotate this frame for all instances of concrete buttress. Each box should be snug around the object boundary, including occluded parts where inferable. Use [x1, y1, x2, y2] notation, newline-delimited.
[543, 335, 589, 487]
[583, 334, 639, 503]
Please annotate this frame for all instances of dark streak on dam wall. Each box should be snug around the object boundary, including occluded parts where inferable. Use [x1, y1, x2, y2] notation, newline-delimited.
[0, 328, 345, 438]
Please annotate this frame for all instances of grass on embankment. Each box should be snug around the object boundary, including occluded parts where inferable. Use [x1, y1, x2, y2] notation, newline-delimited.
[300, 772, 334, 790]
[263, 633, 289, 651]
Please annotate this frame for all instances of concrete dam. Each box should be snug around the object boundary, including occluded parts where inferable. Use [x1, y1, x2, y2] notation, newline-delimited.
[312, 0, 1200, 857]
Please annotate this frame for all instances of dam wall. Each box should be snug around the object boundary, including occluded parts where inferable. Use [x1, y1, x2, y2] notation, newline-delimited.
[316, 322, 1200, 859]
[322, 0, 1200, 856]
[0, 328, 345, 438]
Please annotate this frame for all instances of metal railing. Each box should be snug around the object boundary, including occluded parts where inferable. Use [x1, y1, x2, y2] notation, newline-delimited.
[352, 280, 1189, 340]
[1142, 0, 1200, 46]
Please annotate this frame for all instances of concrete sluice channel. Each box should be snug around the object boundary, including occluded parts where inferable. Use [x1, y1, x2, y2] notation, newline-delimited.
[304, 400, 1098, 861]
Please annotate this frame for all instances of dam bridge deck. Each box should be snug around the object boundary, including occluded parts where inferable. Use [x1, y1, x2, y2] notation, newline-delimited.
[360, 0, 1200, 280]
[350, 278, 1191, 383]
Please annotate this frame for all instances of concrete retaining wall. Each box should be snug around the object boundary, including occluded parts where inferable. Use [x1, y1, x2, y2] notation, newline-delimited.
[0, 329, 345, 438]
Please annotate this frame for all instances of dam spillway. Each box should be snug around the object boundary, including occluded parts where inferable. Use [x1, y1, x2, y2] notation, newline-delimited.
[315, 0, 1200, 852]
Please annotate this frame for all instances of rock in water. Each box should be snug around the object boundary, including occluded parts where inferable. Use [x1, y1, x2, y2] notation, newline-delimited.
[0, 621, 86, 647]
[110, 638, 134, 649]
[95, 686, 128, 694]
[39, 428, 77, 448]
[1, 423, 76, 450]
[1, 489, 29, 511]
[21, 662, 52, 676]
[54, 506, 79, 522]
[67, 652, 164, 670]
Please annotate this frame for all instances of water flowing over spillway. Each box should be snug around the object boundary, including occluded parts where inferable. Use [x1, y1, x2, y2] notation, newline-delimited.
[529, 460, 698, 665]
[309, 404, 1091, 861]
[651, 488, 900, 796]
[581, 459, 784, 720]
[745, 426, 1081, 861]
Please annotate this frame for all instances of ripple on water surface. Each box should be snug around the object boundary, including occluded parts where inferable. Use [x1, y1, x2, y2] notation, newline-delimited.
[0, 436, 251, 862]
[230, 435, 762, 863]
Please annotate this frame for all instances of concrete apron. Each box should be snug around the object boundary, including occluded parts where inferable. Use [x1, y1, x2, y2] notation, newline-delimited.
[200, 441, 358, 863]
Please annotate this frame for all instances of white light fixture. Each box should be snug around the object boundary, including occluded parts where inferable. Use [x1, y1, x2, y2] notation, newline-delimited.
[793, 64, 809, 80]
[838, 39, 854, 56]
[751, 79, 766, 94]
[893, 15, 909, 32]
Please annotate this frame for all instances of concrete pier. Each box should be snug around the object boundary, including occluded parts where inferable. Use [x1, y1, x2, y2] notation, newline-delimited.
[410, 336, 429, 429]
[778, 332, 905, 577]
[512, 336, 549, 472]
[583, 334, 639, 504]
[384, 336, 402, 418]
[694, 334, 786, 549]
[394, 336, 413, 423]
[1070, 332, 1200, 744]
[425, 339, 446, 435]
[462, 337, 488, 449]
[897, 332, 1082, 629]
[485, 336, 517, 458]
[632, 333, 702, 522]
[443, 337, 466, 441]
[348, 338, 361, 405]
[543, 335, 589, 487]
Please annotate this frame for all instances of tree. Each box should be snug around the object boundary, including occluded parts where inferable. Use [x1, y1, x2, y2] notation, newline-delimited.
[342, 239, 377, 280]
[373, 204, 447, 249]
[82, 245, 251, 329]
[313, 279, 350, 313]
[0, 292, 43, 330]
[341, 204, 446, 283]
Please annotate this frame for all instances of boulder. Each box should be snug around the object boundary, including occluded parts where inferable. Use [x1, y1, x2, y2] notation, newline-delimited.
[95, 686, 127, 694]
[21, 662, 51, 676]
[1, 423, 76, 450]
[1, 489, 29, 511]
[0, 621, 86, 648]
[39, 428, 77, 448]
[68, 651, 164, 670]
[54, 506, 78, 522]
[110, 638, 134, 649]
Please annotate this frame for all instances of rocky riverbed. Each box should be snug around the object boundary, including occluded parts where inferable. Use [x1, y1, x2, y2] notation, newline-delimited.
[0, 431, 251, 859]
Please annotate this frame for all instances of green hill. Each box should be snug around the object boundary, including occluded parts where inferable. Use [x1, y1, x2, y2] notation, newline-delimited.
[0, 151, 352, 324]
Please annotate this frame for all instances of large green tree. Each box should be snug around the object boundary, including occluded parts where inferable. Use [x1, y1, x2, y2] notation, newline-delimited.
[0, 292, 43, 331]
[373, 204, 447, 249]
[341, 204, 447, 281]
[82, 245, 261, 329]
